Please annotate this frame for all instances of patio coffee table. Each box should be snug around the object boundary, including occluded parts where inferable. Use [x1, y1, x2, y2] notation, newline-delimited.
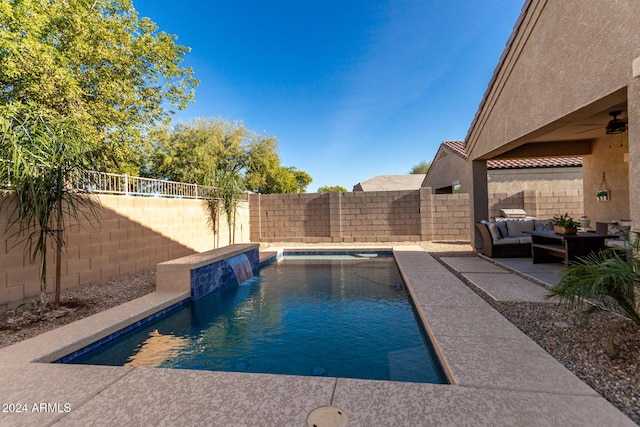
[524, 230, 611, 265]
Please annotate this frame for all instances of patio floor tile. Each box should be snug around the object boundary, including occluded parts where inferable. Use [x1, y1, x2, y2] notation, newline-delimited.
[435, 334, 596, 395]
[332, 379, 634, 427]
[462, 272, 553, 302]
[440, 256, 509, 273]
[59, 368, 335, 427]
[0, 363, 133, 427]
[419, 303, 528, 340]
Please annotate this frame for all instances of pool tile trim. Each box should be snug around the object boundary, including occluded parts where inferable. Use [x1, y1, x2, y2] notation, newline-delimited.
[55, 298, 191, 364]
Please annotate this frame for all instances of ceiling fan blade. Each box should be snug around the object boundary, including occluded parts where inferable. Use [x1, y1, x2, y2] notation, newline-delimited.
[575, 127, 601, 134]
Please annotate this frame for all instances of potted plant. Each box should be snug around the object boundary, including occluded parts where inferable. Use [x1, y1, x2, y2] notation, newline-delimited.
[597, 190, 609, 202]
[553, 213, 581, 234]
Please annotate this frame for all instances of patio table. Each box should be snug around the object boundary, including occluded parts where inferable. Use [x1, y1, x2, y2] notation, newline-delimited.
[523, 230, 612, 265]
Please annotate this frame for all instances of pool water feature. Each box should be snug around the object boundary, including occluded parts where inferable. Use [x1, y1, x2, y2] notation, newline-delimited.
[64, 254, 448, 384]
[226, 253, 254, 285]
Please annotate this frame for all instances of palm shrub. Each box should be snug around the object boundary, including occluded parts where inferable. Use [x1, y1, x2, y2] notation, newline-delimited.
[0, 114, 101, 307]
[546, 234, 640, 326]
[203, 190, 223, 249]
[211, 169, 244, 245]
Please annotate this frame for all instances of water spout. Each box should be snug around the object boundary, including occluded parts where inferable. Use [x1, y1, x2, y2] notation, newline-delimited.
[227, 254, 254, 285]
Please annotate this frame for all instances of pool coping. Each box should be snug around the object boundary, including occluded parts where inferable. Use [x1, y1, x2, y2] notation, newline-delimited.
[0, 245, 634, 426]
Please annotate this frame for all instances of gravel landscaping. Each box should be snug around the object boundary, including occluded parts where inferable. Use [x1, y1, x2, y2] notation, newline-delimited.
[0, 253, 638, 424]
[431, 254, 640, 425]
[0, 270, 156, 349]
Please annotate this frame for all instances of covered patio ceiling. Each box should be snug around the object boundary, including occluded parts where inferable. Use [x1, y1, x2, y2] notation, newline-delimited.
[480, 89, 628, 161]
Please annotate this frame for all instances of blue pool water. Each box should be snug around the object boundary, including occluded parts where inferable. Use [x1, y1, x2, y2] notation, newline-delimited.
[66, 254, 447, 384]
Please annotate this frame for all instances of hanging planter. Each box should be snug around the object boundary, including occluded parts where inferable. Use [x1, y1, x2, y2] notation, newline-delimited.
[597, 172, 610, 202]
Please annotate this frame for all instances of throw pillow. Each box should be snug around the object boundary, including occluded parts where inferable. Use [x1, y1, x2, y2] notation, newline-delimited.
[608, 223, 631, 240]
[534, 219, 554, 231]
[481, 220, 502, 241]
[495, 220, 508, 238]
[487, 223, 501, 241]
[506, 219, 534, 237]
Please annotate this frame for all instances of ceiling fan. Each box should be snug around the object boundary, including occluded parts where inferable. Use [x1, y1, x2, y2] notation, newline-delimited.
[575, 110, 628, 135]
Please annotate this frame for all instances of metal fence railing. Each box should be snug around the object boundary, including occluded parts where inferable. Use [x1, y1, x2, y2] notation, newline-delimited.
[77, 171, 218, 199]
[2, 165, 226, 200]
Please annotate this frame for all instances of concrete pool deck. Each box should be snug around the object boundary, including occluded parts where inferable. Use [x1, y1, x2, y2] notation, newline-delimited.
[0, 246, 634, 426]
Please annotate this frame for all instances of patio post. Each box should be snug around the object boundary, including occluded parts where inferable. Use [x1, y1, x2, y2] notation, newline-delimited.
[629, 55, 640, 232]
[470, 159, 489, 249]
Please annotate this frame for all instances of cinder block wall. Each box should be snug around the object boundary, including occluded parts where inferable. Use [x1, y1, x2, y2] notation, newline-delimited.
[0, 194, 249, 311]
[534, 190, 584, 219]
[431, 193, 471, 241]
[249, 193, 331, 242]
[489, 190, 584, 220]
[340, 191, 421, 241]
[248, 190, 469, 243]
[249, 189, 583, 244]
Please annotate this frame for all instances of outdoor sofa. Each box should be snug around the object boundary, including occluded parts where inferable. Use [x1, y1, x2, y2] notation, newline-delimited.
[596, 221, 633, 250]
[476, 218, 555, 258]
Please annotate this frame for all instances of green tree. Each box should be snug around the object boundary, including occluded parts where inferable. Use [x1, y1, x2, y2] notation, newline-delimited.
[0, 0, 197, 174]
[0, 114, 101, 307]
[148, 118, 312, 193]
[410, 161, 431, 174]
[255, 166, 311, 194]
[318, 185, 347, 193]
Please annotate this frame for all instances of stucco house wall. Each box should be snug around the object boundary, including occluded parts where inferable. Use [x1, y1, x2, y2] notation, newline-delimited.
[422, 148, 469, 194]
[466, 1, 639, 159]
[582, 135, 631, 222]
[487, 167, 582, 193]
[464, 0, 640, 245]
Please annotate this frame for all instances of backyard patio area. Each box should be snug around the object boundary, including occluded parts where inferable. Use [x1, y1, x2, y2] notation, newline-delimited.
[0, 244, 637, 426]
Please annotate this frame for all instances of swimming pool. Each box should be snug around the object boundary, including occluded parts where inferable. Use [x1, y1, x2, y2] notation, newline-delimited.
[63, 253, 447, 384]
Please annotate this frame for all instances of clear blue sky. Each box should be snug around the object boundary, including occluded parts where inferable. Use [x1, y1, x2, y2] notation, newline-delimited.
[135, 1, 524, 191]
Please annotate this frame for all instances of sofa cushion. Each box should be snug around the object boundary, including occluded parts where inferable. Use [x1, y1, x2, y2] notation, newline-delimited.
[493, 237, 523, 246]
[534, 219, 554, 231]
[495, 221, 508, 238]
[518, 236, 532, 244]
[506, 219, 534, 237]
[606, 239, 627, 249]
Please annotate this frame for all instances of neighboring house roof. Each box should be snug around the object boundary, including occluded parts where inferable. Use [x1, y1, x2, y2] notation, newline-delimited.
[353, 174, 426, 191]
[440, 140, 582, 169]
[488, 157, 583, 169]
[442, 140, 468, 160]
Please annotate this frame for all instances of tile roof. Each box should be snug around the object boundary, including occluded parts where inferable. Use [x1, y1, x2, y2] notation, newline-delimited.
[487, 157, 583, 169]
[440, 140, 582, 169]
[442, 140, 468, 159]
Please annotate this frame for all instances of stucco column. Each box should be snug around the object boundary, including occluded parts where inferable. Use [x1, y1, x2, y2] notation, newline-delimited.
[470, 160, 489, 248]
[629, 56, 640, 231]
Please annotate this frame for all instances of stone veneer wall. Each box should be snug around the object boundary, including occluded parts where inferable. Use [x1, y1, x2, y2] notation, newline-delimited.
[0, 194, 250, 311]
